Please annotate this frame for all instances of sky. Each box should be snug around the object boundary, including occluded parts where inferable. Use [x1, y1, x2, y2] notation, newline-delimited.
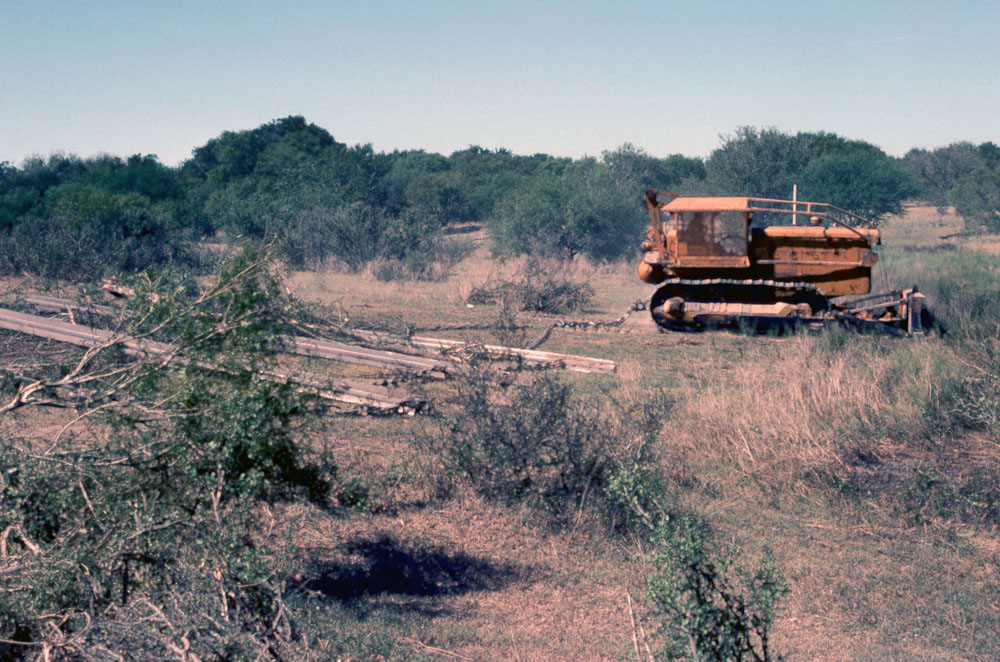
[1, 1, 998, 166]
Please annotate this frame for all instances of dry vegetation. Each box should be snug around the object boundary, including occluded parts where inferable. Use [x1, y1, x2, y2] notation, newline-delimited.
[288, 206, 1000, 661]
[2, 208, 998, 660]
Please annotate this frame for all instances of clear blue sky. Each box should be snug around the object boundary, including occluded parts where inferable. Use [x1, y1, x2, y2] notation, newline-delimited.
[2, 1, 997, 166]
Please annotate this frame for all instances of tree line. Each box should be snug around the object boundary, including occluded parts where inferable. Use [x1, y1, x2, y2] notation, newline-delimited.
[1, 116, 997, 280]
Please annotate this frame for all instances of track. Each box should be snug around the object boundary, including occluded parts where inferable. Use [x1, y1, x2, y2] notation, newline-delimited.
[649, 278, 830, 332]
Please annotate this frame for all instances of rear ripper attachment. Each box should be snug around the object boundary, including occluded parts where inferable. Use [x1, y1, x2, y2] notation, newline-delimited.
[637, 191, 930, 336]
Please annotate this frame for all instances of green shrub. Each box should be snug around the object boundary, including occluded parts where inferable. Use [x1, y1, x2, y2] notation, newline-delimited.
[0, 249, 333, 658]
[370, 234, 474, 282]
[648, 517, 788, 662]
[424, 363, 670, 529]
[425, 368, 605, 513]
[0, 189, 184, 280]
[283, 202, 396, 270]
[284, 203, 468, 279]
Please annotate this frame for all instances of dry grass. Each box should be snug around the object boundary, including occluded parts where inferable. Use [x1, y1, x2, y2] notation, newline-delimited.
[3, 207, 999, 660]
[664, 333, 962, 479]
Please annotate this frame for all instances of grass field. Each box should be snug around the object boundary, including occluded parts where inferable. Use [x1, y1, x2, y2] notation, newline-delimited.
[262, 205, 1000, 660]
[2, 206, 998, 660]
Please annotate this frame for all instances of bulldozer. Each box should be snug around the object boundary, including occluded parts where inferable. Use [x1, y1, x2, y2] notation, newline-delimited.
[637, 190, 928, 335]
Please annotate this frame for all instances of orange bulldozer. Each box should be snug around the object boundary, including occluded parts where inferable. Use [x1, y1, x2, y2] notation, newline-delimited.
[637, 190, 931, 335]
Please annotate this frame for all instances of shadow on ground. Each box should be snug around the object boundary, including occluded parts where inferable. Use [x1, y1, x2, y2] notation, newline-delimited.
[303, 534, 526, 606]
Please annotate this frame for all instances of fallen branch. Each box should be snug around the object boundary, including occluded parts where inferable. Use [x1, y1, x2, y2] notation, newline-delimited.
[20, 295, 451, 379]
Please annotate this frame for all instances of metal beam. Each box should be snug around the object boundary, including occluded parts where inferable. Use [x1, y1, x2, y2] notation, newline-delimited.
[349, 330, 617, 374]
[0, 307, 425, 414]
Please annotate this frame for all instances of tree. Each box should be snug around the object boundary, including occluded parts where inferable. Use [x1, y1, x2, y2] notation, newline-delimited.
[182, 117, 386, 240]
[602, 143, 705, 193]
[0, 154, 86, 230]
[799, 150, 917, 221]
[705, 127, 813, 200]
[978, 142, 1000, 168]
[799, 131, 885, 159]
[381, 149, 452, 214]
[706, 128, 916, 222]
[901, 142, 984, 208]
[404, 171, 473, 226]
[951, 165, 1000, 232]
[900, 142, 1000, 231]
[489, 158, 643, 260]
[449, 146, 549, 220]
[76, 154, 180, 201]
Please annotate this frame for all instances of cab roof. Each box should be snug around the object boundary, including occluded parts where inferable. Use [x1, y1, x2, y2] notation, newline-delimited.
[661, 197, 752, 212]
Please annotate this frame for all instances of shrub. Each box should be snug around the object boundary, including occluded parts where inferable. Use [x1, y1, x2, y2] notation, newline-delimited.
[467, 259, 594, 314]
[284, 203, 469, 280]
[0, 249, 333, 658]
[426, 368, 605, 512]
[283, 202, 396, 270]
[486, 294, 529, 347]
[648, 517, 788, 662]
[370, 234, 474, 283]
[0, 189, 182, 280]
[424, 363, 670, 528]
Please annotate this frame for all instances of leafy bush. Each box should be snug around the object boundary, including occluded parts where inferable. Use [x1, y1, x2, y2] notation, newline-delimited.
[0, 250, 333, 658]
[0, 188, 184, 280]
[648, 517, 788, 662]
[283, 201, 395, 270]
[426, 369, 606, 512]
[488, 158, 644, 260]
[283, 203, 469, 279]
[369, 233, 475, 283]
[424, 363, 670, 529]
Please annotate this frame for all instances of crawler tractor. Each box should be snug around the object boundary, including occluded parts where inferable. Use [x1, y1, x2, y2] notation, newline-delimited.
[637, 190, 928, 335]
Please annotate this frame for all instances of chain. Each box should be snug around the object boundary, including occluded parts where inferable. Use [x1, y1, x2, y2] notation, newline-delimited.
[527, 300, 648, 350]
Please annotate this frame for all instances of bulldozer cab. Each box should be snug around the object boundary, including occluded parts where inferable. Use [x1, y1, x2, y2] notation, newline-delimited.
[656, 197, 753, 268]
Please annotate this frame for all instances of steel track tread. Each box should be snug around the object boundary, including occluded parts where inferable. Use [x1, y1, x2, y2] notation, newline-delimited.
[649, 278, 831, 332]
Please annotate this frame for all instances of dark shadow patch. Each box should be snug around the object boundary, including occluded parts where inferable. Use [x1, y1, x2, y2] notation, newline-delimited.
[303, 535, 525, 602]
[442, 223, 483, 235]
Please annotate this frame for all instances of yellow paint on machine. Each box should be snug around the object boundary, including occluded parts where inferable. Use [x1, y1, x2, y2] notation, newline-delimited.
[638, 192, 880, 297]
